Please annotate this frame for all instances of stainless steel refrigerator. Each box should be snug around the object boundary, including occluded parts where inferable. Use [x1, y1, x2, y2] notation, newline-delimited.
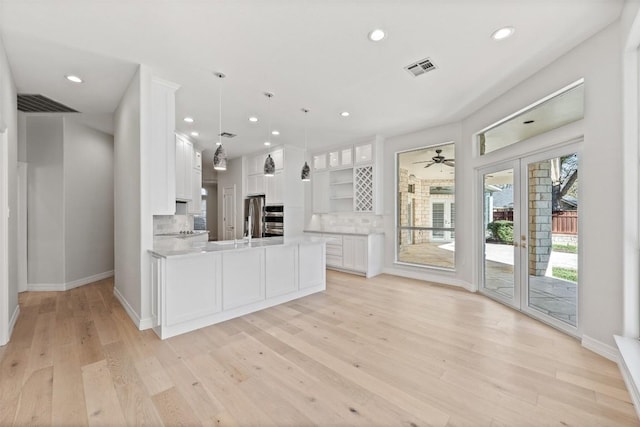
[244, 195, 265, 238]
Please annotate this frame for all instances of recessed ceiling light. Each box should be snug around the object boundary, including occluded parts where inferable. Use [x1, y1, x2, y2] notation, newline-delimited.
[271, 130, 280, 136]
[65, 75, 83, 83]
[264, 141, 271, 146]
[249, 116, 258, 123]
[368, 29, 386, 42]
[191, 131, 199, 137]
[184, 117, 194, 123]
[341, 111, 350, 117]
[491, 26, 515, 41]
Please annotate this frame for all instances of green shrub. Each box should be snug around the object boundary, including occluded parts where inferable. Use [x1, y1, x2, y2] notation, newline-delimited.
[552, 267, 577, 282]
[487, 220, 514, 244]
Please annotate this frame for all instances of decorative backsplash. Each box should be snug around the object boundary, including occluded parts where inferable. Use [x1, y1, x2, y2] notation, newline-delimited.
[307, 213, 384, 233]
[153, 215, 194, 235]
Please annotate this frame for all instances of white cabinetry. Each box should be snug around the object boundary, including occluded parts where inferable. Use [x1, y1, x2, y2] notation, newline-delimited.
[311, 137, 382, 214]
[343, 235, 367, 272]
[265, 171, 284, 205]
[151, 239, 326, 339]
[164, 252, 222, 325]
[187, 168, 202, 214]
[175, 136, 194, 201]
[266, 245, 298, 297]
[194, 150, 202, 170]
[306, 232, 384, 278]
[222, 249, 265, 310]
[150, 77, 180, 215]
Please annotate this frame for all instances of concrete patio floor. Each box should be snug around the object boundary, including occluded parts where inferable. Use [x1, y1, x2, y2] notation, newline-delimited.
[398, 241, 577, 326]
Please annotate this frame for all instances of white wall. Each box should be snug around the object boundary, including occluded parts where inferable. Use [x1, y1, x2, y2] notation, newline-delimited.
[26, 116, 65, 286]
[114, 67, 142, 323]
[382, 20, 624, 349]
[0, 34, 18, 342]
[217, 157, 244, 240]
[64, 118, 114, 283]
[204, 183, 218, 240]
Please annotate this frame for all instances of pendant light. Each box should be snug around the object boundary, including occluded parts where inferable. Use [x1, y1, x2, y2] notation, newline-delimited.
[264, 92, 276, 176]
[213, 72, 227, 171]
[300, 108, 311, 181]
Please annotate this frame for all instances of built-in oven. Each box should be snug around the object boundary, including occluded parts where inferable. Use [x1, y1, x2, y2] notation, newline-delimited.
[264, 205, 284, 237]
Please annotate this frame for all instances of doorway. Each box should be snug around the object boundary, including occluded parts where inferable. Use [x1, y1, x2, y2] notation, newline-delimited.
[431, 199, 454, 242]
[222, 185, 236, 240]
[479, 145, 580, 335]
[0, 128, 8, 344]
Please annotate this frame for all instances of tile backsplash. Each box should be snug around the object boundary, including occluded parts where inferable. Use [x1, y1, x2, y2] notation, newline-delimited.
[153, 215, 194, 235]
[307, 213, 384, 233]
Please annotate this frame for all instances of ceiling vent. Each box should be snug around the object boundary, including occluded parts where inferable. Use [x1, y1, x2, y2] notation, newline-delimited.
[404, 57, 437, 77]
[17, 94, 78, 113]
[220, 132, 236, 138]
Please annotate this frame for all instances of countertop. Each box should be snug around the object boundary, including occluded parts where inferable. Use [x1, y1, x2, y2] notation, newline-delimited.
[303, 229, 384, 236]
[150, 236, 327, 258]
[153, 230, 209, 240]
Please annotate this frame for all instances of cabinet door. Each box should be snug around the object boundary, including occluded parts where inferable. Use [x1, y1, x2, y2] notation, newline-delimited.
[165, 253, 221, 326]
[266, 245, 297, 297]
[312, 171, 330, 213]
[354, 143, 373, 164]
[341, 148, 353, 167]
[175, 138, 186, 199]
[247, 155, 259, 175]
[194, 150, 202, 170]
[313, 154, 327, 170]
[343, 236, 367, 273]
[328, 151, 340, 168]
[188, 169, 202, 214]
[299, 243, 325, 289]
[222, 249, 265, 310]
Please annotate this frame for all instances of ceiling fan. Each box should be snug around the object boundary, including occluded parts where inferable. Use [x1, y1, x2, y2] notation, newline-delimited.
[413, 149, 455, 168]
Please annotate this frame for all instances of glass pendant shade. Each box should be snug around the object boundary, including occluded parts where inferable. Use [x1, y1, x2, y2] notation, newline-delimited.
[213, 144, 227, 171]
[301, 161, 311, 181]
[264, 154, 275, 176]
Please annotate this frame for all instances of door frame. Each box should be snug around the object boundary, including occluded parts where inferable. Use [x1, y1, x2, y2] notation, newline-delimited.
[0, 123, 9, 345]
[222, 185, 236, 241]
[476, 142, 582, 338]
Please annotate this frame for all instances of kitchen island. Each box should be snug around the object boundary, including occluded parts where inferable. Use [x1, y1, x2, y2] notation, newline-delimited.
[149, 236, 326, 339]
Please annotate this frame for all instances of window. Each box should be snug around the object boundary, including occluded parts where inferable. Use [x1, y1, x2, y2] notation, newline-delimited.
[396, 142, 455, 269]
[478, 80, 584, 155]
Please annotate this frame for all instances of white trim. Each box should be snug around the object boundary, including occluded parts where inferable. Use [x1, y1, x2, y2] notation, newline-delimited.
[0, 127, 8, 345]
[17, 162, 27, 293]
[581, 335, 619, 362]
[615, 335, 640, 420]
[382, 266, 474, 292]
[64, 270, 114, 290]
[8, 305, 19, 337]
[113, 286, 142, 329]
[139, 317, 154, 330]
[27, 270, 114, 292]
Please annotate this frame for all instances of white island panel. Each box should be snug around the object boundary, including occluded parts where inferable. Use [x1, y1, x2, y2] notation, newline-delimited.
[165, 252, 221, 326]
[266, 245, 298, 298]
[223, 249, 265, 310]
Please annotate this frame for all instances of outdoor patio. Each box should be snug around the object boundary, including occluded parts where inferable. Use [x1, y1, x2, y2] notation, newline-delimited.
[398, 241, 577, 326]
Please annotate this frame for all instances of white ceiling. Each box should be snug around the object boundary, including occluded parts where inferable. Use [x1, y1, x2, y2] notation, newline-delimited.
[0, 1, 622, 159]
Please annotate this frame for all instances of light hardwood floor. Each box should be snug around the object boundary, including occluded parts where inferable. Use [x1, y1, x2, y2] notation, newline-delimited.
[0, 270, 637, 426]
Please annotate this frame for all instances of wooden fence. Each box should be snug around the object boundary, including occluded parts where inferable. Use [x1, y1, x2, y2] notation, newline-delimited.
[491, 208, 578, 235]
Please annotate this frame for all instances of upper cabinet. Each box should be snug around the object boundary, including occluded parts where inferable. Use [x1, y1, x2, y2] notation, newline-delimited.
[175, 135, 194, 201]
[194, 150, 202, 171]
[310, 136, 383, 214]
[149, 77, 180, 215]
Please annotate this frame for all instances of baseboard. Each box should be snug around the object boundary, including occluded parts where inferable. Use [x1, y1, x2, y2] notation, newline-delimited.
[28, 270, 114, 292]
[383, 266, 474, 292]
[582, 334, 619, 362]
[27, 283, 65, 291]
[65, 270, 114, 290]
[113, 286, 142, 329]
[8, 305, 19, 338]
[139, 317, 153, 330]
[614, 335, 640, 420]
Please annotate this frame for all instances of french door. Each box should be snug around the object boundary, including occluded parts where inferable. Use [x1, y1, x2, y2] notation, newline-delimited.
[431, 200, 455, 241]
[479, 145, 579, 335]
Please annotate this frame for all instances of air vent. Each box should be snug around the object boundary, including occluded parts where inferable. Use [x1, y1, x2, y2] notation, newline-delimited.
[404, 57, 437, 77]
[17, 94, 78, 113]
[220, 132, 236, 138]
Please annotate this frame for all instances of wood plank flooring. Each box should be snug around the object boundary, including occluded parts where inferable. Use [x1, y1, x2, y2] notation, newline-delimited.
[0, 270, 637, 426]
